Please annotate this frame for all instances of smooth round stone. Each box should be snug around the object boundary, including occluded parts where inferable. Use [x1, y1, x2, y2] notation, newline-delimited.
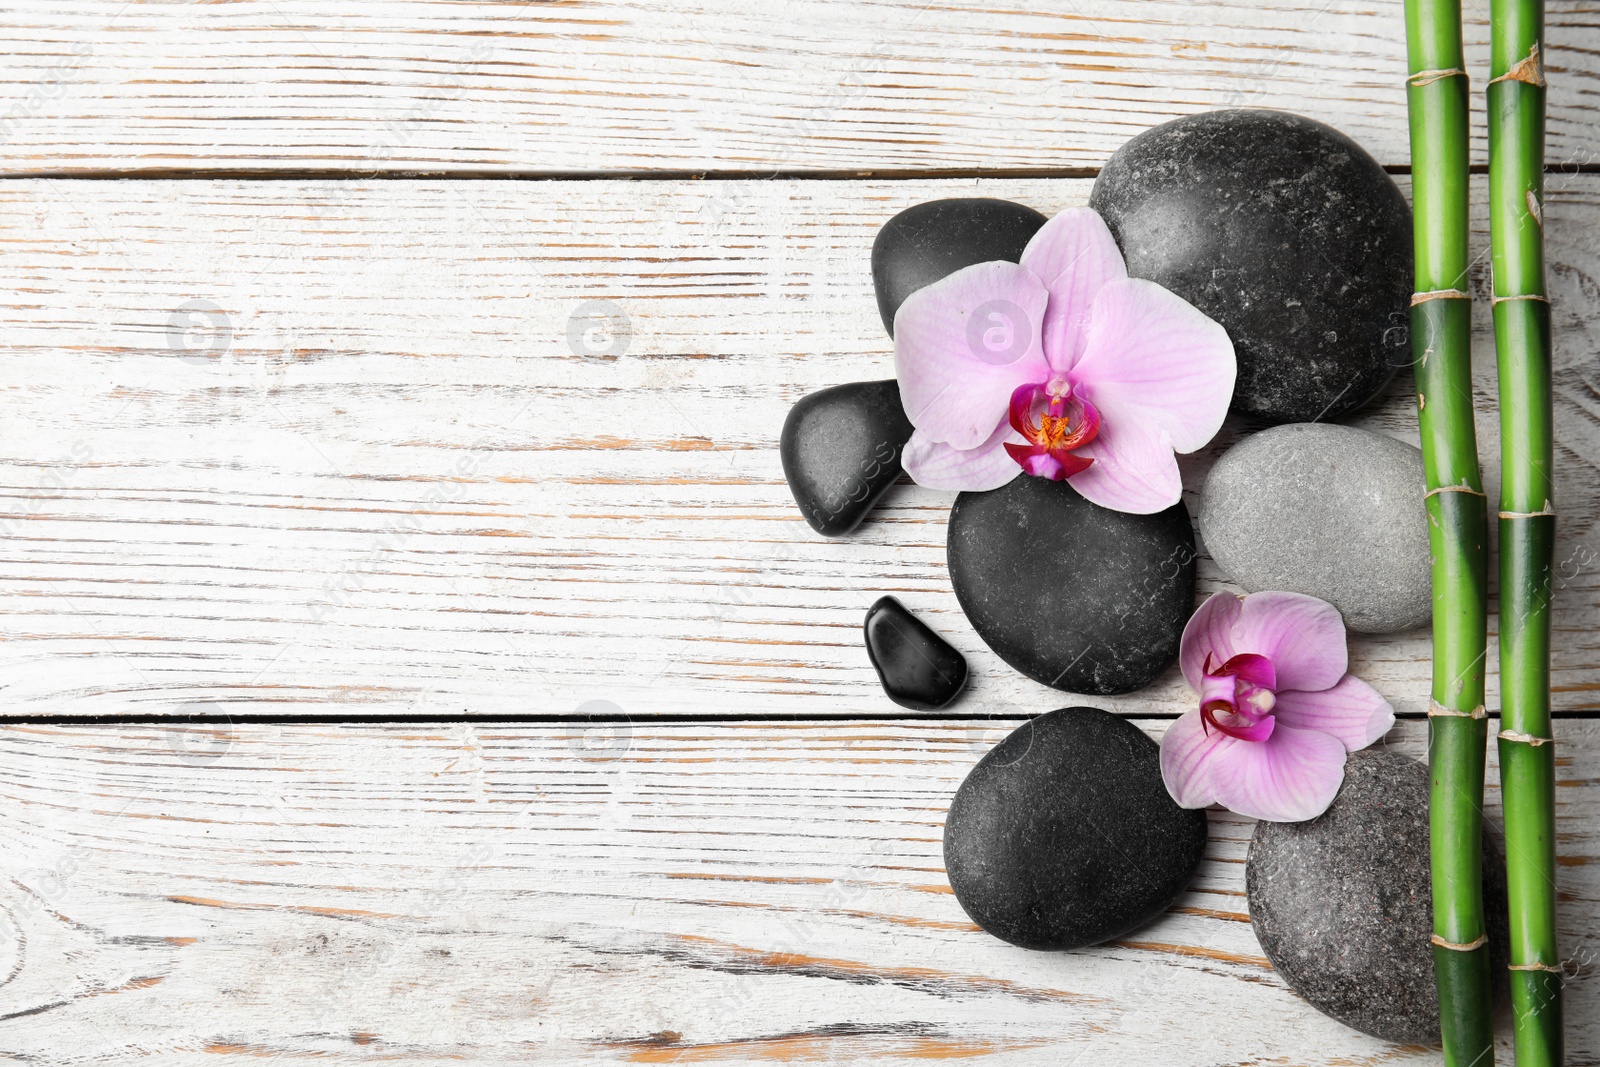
[863, 595, 968, 711]
[871, 198, 1047, 337]
[1199, 423, 1430, 633]
[947, 476, 1195, 695]
[781, 380, 914, 537]
[1248, 750, 1507, 1045]
[1090, 109, 1411, 424]
[945, 708, 1208, 950]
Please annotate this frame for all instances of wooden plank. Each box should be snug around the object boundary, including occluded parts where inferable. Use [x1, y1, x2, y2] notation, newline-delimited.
[2, 176, 1599, 719]
[0, 718, 1592, 1062]
[1, 0, 1597, 175]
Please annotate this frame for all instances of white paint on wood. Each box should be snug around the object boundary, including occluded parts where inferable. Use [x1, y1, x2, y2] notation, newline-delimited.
[0, 719, 1591, 1062]
[2, 177, 1599, 718]
[0, 0, 1597, 174]
[2, 13, 1595, 1061]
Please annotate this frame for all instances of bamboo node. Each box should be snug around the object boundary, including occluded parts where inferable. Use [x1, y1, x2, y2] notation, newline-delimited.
[1408, 67, 1468, 87]
[1489, 42, 1547, 89]
[1429, 701, 1486, 720]
[1410, 289, 1471, 306]
[1490, 293, 1550, 305]
[1499, 729, 1553, 746]
[1507, 961, 1565, 974]
[1431, 933, 1489, 952]
[1499, 507, 1556, 519]
[1425, 484, 1486, 499]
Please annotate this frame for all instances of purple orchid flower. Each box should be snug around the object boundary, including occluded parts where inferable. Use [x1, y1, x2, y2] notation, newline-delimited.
[893, 208, 1236, 514]
[1160, 591, 1395, 823]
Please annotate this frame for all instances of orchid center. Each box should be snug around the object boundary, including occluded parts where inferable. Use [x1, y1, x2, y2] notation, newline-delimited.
[1003, 380, 1101, 481]
[1199, 652, 1279, 742]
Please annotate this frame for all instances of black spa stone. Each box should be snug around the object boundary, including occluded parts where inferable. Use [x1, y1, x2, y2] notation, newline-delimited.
[863, 595, 968, 710]
[1247, 749, 1508, 1044]
[781, 380, 914, 537]
[1089, 109, 1412, 424]
[944, 708, 1208, 950]
[872, 198, 1048, 336]
[947, 475, 1195, 695]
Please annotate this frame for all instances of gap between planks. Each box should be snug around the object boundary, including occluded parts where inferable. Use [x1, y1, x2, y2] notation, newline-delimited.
[9, 164, 1600, 184]
[11, 711, 1600, 725]
[2, 177, 1599, 721]
[0, 718, 1591, 1064]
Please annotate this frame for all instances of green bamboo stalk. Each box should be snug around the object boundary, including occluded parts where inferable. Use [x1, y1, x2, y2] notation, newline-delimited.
[1489, 0, 1563, 1059]
[1403, 1, 1495, 1062]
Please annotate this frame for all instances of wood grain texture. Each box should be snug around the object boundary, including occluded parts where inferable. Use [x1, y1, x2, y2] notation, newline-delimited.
[0, 718, 1592, 1063]
[1, 0, 1598, 175]
[3, 176, 1600, 719]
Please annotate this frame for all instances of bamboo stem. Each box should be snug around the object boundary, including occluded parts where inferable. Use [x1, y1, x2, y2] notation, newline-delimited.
[1489, 0, 1563, 1058]
[1403, 0, 1495, 1061]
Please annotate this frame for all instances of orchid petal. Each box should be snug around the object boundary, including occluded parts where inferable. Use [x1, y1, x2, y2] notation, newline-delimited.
[1273, 675, 1395, 751]
[1159, 709, 1233, 810]
[893, 261, 1052, 450]
[1180, 592, 1243, 691]
[1234, 591, 1349, 693]
[1068, 276, 1236, 454]
[1018, 208, 1128, 373]
[901, 424, 1022, 492]
[1066, 415, 1183, 514]
[1207, 723, 1348, 822]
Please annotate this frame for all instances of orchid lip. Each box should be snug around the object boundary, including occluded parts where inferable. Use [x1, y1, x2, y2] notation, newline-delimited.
[1201, 701, 1277, 743]
[1003, 380, 1100, 480]
[1199, 651, 1279, 742]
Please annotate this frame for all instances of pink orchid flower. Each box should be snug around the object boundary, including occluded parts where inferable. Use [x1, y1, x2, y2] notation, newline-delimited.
[1160, 591, 1395, 822]
[893, 208, 1236, 514]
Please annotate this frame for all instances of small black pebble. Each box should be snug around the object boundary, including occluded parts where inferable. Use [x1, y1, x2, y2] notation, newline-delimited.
[863, 596, 968, 711]
[872, 198, 1047, 337]
[945, 708, 1208, 950]
[780, 380, 914, 537]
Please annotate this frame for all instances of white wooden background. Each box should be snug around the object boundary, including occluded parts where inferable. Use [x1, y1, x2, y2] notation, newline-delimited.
[1, 2, 1598, 1063]
[2, 0, 1599, 174]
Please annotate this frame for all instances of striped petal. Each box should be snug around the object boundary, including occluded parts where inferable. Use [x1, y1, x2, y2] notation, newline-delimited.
[1206, 722, 1348, 823]
[1180, 592, 1245, 691]
[1066, 411, 1183, 514]
[901, 424, 1022, 492]
[1069, 276, 1236, 454]
[1233, 591, 1349, 694]
[1159, 708, 1233, 810]
[1273, 675, 1394, 751]
[1018, 207, 1127, 373]
[893, 261, 1051, 451]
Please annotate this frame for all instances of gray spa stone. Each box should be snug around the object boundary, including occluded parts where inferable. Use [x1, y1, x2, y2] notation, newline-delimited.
[1247, 750, 1507, 1045]
[1199, 423, 1430, 633]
